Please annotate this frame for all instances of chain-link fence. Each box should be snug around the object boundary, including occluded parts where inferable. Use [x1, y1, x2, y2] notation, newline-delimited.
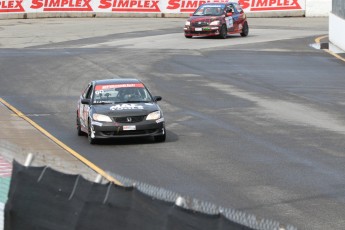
[111, 172, 297, 230]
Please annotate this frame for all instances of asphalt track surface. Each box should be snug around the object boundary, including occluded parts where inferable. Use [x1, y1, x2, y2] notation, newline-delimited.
[1, 17, 345, 229]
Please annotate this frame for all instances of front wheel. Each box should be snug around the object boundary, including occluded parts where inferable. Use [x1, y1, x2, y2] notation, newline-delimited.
[219, 25, 227, 39]
[185, 35, 192, 39]
[240, 22, 249, 37]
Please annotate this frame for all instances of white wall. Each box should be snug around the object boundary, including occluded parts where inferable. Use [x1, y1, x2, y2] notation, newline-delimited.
[306, 0, 331, 17]
[329, 13, 345, 52]
[0, 0, 333, 19]
[0, 0, 307, 18]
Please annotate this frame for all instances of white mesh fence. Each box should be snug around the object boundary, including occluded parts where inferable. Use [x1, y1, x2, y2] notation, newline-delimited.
[109, 172, 297, 230]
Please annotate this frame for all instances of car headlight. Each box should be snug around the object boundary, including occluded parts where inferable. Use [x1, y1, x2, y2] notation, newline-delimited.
[185, 21, 191, 26]
[92, 113, 112, 122]
[210, 20, 220, 26]
[146, 111, 161, 120]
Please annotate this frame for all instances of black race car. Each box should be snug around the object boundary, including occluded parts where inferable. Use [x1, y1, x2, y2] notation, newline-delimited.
[76, 78, 166, 144]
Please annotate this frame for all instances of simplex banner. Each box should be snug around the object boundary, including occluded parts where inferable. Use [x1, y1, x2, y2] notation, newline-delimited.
[0, 0, 305, 14]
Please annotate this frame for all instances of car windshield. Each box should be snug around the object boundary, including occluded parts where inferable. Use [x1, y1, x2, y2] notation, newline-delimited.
[92, 83, 153, 104]
[193, 5, 225, 16]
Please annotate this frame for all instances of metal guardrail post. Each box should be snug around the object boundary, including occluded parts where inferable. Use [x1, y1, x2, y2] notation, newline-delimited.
[24, 153, 34, 167]
[94, 174, 103, 183]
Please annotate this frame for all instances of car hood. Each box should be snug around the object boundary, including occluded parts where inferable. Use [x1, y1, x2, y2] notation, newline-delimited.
[92, 103, 159, 117]
[188, 16, 222, 24]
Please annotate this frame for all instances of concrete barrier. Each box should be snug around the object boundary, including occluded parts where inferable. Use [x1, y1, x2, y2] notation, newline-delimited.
[0, 0, 335, 19]
[329, 13, 345, 52]
[0, 0, 313, 19]
[306, 0, 331, 17]
[329, 0, 345, 52]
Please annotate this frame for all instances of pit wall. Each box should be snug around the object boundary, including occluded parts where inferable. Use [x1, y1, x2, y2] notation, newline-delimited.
[0, 0, 332, 19]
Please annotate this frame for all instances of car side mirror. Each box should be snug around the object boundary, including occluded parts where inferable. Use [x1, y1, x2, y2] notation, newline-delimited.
[226, 12, 233, 16]
[153, 96, 162, 102]
[81, 98, 91, 105]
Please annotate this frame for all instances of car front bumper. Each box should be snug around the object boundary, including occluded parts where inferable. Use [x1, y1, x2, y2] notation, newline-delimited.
[184, 26, 221, 37]
[90, 119, 165, 139]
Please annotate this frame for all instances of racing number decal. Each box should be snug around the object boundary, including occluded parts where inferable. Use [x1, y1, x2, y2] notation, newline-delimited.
[225, 16, 233, 29]
[95, 90, 104, 95]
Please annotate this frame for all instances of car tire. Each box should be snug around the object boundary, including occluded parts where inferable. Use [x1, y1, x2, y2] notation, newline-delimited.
[88, 120, 97, 145]
[185, 35, 192, 39]
[240, 22, 249, 37]
[154, 128, 166, 143]
[219, 25, 227, 39]
[77, 114, 84, 136]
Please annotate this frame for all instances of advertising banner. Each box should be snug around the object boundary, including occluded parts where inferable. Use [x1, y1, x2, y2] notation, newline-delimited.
[0, 0, 305, 14]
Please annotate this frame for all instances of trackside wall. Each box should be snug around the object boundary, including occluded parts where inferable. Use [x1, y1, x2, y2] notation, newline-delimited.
[306, 0, 331, 17]
[329, 0, 345, 51]
[0, 0, 331, 19]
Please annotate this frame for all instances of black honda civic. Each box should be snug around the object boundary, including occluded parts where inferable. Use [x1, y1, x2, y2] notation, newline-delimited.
[76, 78, 165, 144]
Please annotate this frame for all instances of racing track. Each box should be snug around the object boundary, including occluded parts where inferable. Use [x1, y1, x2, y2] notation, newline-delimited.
[1, 17, 345, 229]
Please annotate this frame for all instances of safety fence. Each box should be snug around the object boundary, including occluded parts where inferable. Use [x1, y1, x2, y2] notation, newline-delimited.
[2, 160, 297, 230]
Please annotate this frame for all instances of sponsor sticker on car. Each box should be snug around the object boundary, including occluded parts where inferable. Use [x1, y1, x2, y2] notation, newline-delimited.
[95, 83, 144, 90]
[110, 104, 144, 110]
[123, 125, 136, 131]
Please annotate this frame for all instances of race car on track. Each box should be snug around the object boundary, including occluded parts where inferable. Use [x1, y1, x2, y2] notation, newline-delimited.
[76, 78, 166, 144]
[184, 2, 249, 39]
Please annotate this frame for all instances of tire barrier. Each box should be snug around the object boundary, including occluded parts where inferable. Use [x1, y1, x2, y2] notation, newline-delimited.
[4, 161, 296, 230]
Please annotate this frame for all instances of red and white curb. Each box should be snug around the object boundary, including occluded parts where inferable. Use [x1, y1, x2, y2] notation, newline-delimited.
[0, 156, 12, 178]
[0, 155, 12, 230]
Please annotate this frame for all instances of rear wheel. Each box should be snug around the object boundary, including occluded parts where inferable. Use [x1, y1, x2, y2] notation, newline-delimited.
[240, 22, 249, 37]
[219, 25, 227, 39]
[185, 35, 192, 38]
[88, 120, 97, 145]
